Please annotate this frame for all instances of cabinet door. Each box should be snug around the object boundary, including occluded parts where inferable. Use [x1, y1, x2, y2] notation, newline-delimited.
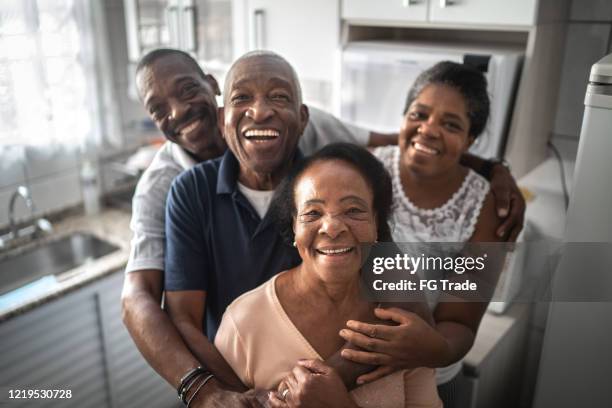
[124, 0, 177, 62]
[342, 0, 428, 23]
[125, 0, 236, 70]
[97, 273, 177, 408]
[187, 0, 235, 69]
[0, 285, 111, 407]
[429, 0, 537, 26]
[245, 0, 340, 83]
[0, 272, 177, 408]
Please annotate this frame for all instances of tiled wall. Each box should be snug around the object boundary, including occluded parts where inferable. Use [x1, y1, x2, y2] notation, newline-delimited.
[0, 145, 82, 228]
[552, 0, 612, 159]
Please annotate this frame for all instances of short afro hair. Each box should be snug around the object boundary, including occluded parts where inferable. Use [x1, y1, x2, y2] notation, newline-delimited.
[404, 61, 490, 138]
[136, 48, 206, 79]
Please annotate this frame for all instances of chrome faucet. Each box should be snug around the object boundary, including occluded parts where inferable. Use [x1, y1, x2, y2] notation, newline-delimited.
[0, 186, 53, 249]
[9, 186, 34, 238]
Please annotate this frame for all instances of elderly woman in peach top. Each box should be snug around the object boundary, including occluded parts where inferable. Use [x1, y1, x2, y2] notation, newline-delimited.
[214, 143, 442, 408]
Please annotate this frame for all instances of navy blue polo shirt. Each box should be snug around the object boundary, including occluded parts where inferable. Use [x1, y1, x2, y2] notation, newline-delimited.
[164, 150, 302, 340]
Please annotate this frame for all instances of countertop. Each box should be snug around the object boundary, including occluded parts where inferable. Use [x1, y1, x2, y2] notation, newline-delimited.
[0, 208, 132, 322]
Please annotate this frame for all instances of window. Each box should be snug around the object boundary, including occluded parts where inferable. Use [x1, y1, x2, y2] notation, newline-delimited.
[0, 0, 99, 147]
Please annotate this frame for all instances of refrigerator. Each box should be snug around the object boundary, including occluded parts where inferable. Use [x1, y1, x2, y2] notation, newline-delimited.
[533, 53, 612, 407]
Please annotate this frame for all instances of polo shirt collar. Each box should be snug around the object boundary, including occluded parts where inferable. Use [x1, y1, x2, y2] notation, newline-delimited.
[170, 143, 198, 170]
[216, 148, 305, 195]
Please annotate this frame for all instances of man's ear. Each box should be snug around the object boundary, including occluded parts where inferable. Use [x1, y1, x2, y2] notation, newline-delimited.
[217, 106, 225, 140]
[299, 104, 310, 135]
[205, 74, 221, 96]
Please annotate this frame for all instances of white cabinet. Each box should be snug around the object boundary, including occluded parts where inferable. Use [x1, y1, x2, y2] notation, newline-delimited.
[342, 0, 428, 23]
[123, 0, 169, 61]
[244, 0, 340, 83]
[342, 0, 538, 27]
[429, 0, 537, 26]
[124, 0, 235, 70]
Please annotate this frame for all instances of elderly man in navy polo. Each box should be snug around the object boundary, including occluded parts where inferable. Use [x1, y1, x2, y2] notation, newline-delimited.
[163, 51, 308, 406]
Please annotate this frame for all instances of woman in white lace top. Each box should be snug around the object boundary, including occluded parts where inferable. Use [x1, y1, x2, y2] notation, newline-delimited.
[340, 62, 504, 408]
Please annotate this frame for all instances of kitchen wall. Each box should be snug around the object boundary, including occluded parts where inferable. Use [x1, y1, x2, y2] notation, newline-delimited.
[0, 145, 82, 228]
[551, 0, 612, 160]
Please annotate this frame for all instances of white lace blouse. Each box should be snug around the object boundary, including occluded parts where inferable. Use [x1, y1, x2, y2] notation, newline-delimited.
[372, 145, 490, 385]
[372, 145, 490, 243]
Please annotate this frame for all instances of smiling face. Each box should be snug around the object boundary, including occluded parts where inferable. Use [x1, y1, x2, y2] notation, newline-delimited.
[399, 83, 474, 177]
[220, 54, 309, 188]
[293, 160, 377, 284]
[136, 56, 226, 161]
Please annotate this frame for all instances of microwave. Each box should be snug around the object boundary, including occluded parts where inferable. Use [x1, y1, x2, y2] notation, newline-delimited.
[338, 41, 523, 159]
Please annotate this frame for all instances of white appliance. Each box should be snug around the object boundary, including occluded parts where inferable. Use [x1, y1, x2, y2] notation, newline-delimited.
[339, 41, 523, 159]
[533, 53, 612, 408]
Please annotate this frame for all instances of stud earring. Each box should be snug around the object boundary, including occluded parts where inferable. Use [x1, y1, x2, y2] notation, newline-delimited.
[292, 241, 296, 247]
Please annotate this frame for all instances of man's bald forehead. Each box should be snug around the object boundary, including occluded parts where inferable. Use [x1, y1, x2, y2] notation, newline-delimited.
[223, 51, 302, 103]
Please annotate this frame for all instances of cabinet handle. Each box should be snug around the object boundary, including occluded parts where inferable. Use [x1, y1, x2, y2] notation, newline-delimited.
[253, 9, 265, 49]
[166, 5, 180, 48]
[183, 5, 197, 52]
[402, 0, 419, 7]
[439, 0, 455, 7]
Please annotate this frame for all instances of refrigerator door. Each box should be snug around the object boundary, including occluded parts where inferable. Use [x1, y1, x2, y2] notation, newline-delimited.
[533, 53, 612, 408]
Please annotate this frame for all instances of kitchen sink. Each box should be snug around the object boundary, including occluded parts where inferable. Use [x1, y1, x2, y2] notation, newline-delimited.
[0, 232, 119, 296]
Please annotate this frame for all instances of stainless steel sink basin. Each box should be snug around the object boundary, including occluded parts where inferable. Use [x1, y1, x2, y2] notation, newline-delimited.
[0, 232, 119, 296]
